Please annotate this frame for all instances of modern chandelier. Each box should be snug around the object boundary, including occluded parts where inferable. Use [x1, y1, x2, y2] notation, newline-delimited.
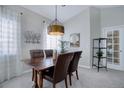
[47, 5, 64, 36]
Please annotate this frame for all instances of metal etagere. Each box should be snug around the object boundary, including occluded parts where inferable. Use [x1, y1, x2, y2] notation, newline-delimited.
[92, 38, 107, 72]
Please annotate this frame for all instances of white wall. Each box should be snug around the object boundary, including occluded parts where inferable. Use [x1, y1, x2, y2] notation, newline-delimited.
[101, 6, 124, 71]
[90, 7, 101, 39]
[63, 7, 101, 68]
[64, 6, 124, 69]
[101, 6, 124, 28]
[63, 8, 91, 67]
[90, 7, 101, 67]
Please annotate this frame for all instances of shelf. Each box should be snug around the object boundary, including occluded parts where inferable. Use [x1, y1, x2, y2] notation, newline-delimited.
[92, 64, 107, 68]
[92, 38, 107, 72]
[106, 57, 119, 60]
[93, 56, 106, 58]
[114, 50, 119, 52]
[113, 43, 119, 45]
[93, 38, 107, 40]
[113, 36, 119, 38]
[114, 58, 120, 59]
[93, 47, 107, 49]
[107, 37, 112, 38]
[107, 57, 112, 59]
[107, 43, 119, 45]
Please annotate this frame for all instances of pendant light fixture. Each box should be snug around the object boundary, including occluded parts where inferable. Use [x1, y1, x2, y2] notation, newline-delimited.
[47, 5, 64, 36]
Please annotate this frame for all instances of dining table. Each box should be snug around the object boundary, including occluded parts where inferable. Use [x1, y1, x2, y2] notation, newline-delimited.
[23, 57, 56, 88]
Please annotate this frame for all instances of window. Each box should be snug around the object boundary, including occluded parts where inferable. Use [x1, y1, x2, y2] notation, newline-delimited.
[0, 14, 18, 55]
[0, 6, 21, 83]
[46, 30, 61, 50]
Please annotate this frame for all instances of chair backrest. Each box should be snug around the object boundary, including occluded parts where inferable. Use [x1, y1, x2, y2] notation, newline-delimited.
[30, 49, 44, 58]
[44, 49, 53, 58]
[53, 52, 74, 83]
[68, 51, 82, 73]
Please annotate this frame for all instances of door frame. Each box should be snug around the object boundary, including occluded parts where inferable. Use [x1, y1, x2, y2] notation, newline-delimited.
[102, 25, 124, 71]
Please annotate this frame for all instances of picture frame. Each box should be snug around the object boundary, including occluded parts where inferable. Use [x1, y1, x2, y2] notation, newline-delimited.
[24, 31, 41, 44]
[70, 33, 80, 47]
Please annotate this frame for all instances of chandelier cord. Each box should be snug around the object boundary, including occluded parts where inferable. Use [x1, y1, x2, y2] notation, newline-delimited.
[55, 5, 57, 24]
[47, 5, 64, 36]
[55, 5, 57, 19]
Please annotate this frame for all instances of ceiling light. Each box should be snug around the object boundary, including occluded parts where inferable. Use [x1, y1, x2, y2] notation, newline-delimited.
[47, 5, 64, 36]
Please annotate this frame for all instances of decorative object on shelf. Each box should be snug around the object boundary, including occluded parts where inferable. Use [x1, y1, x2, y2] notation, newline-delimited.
[96, 51, 104, 57]
[92, 38, 107, 72]
[70, 33, 80, 47]
[59, 40, 70, 53]
[47, 5, 64, 36]
[24, 31, 41, 44]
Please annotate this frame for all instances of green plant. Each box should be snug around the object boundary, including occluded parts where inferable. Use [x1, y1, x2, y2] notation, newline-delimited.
[60, 40, 66, 53]
[96, 51, 104, 57]
[59, 40, 69, 53]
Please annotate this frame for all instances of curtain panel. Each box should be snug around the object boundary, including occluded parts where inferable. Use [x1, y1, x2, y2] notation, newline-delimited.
[0, 6, 22, 83]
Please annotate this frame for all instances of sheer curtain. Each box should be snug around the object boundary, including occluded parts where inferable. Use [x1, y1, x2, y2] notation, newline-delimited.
[0, 6, 21, 83]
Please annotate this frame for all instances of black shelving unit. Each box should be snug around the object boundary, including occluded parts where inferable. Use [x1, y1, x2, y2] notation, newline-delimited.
[92, 38, 107, 72]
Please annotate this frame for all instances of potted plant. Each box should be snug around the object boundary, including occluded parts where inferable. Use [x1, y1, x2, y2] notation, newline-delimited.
[59, 40, 69, 53]
[96, 51, 104, 57]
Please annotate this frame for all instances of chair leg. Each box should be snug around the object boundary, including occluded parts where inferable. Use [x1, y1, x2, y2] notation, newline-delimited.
[53, 83, 56, 88]
[69, 74, 72, 86]
[32, 68, 34, 81]
[65, 77, 68, 88]
[76, 70, 79, 80]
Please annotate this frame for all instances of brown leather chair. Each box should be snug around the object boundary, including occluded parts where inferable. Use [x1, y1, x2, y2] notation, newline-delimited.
[30, 49, 44, 81]
[30, 49, 44, 58]
[44, 49, 53, 58]
[68, 51, 82, 86]
[42, 53, 74, 88]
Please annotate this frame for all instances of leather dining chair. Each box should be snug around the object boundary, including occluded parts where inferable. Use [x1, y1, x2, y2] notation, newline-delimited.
[42, 53, 74, 88]
[44, 49, 53, 58]
[30, 49, 44, 81]
[68, 51, 82, 86]
[30, 49, 44, 58]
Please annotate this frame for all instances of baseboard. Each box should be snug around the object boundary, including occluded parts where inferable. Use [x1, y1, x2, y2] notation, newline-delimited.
[79, 65, 91, 69]
[107, 67, 124, 71]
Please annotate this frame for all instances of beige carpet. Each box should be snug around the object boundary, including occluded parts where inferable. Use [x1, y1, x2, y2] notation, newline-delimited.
[1, 67, 124, 88]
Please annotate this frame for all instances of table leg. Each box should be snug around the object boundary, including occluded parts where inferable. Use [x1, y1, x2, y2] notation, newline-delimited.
[34, 70, 38, 88]
[37, 71, 43, 88]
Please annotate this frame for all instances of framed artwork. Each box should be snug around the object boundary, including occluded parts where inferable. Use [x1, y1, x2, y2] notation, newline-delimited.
[24, 31, 41, 44]
[70, 33, 80, 47]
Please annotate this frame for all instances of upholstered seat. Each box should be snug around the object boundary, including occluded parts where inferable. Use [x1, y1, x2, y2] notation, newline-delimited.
[43, 53, 74, 88]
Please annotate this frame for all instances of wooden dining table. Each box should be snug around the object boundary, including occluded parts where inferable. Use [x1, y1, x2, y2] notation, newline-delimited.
[23, 57, 56, 88]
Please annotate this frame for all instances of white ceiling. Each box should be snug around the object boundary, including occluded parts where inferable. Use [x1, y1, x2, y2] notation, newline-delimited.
[21, 5, 119, 23]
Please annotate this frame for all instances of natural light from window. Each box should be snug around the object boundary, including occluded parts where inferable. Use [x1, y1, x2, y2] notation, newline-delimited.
[0, 17, 18, 55]
[46, 29, 61, 51]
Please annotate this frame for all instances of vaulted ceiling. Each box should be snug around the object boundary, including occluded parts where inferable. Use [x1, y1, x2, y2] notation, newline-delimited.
[21, 5, 119, 23]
